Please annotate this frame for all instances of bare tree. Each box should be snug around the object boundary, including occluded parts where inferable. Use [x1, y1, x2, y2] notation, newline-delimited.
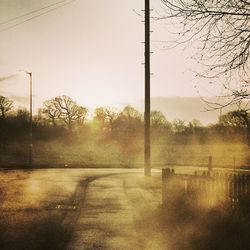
[94, 107, 118, 132]
[160, 0, 250, 104]
[42, 99, 61, 126]
[42, 95, 88, 129]
[0, 96, 13, 120]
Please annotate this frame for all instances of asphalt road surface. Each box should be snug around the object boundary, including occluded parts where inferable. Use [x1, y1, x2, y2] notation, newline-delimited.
[0, 168, 165, 250]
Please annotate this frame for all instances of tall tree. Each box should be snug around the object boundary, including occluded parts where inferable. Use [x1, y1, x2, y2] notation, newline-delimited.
[161, 0, 250, 104]
[219, 109, 250, 143]
[219, 110, 250, 129]
[41, 95, 88, 129]
[94, 107, 118, 132]
[112, 106, 143, 138]
[42, 99, 61, 126]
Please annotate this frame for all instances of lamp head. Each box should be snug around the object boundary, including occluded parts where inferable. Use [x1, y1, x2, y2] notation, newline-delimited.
[19, 70, 32, 75]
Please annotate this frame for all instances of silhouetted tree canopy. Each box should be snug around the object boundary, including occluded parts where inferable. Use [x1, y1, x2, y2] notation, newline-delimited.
[219, 110, 250, 129]
[41, 95, 88, 129]
[120, 105, 142, 120]
[0, 96, 13, 120]
[0, 94, 249, 149]
[151, 110, 172, 131]
[172, 119, 187, 133]
[94, 107, 118, 132]
[0, 98, 249, 166]
[42, 99, 61, 126]
[112, 106, 143, 139]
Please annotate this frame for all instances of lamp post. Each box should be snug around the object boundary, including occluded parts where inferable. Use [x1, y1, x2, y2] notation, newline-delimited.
[19, 70, 33, 167]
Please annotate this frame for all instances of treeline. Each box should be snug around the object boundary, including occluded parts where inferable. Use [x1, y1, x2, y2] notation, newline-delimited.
[0, 95, 250, 145]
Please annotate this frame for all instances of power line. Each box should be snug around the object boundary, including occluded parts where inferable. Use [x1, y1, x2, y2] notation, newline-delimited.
[0, 0, 76, 33]
[0, 0, 73, 26]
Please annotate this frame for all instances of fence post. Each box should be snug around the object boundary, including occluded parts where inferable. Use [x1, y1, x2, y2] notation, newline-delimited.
[233, 157, 236, 172]
[162, 168, 171, 207]
[208, 155, 213, 172]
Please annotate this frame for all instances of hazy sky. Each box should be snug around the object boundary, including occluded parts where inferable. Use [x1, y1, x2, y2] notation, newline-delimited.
[0, 0, 219, 121]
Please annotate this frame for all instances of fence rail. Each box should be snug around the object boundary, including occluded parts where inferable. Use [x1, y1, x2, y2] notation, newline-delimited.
[162, 168, 250, 210]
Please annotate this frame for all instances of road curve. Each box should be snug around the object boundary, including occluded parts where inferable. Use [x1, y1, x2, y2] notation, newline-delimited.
[67, 173, 163, 250]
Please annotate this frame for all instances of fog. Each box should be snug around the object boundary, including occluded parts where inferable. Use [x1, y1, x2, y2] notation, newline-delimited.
[159, 170, 250, 250]
[0, 106, 249, 169]
[0, 103, 249, 249]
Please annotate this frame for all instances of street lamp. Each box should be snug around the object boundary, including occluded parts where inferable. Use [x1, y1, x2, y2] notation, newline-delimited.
[19, 70, 33, 167]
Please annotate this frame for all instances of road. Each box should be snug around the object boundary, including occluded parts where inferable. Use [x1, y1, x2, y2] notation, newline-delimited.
[1, 167, 248, 250]
[0, 168, 165, 250]
[67, 171, 165, 250]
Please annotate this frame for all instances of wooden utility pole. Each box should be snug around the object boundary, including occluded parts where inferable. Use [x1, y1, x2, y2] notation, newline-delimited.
[144, 0, 151, 176]
[29, 72, 33, 167]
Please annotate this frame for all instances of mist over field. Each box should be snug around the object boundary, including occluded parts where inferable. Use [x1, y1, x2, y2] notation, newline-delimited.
[0, 97, 249, 169]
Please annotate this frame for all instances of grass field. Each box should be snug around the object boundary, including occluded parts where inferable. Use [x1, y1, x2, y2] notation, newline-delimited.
[0, 170, 83, 250]
[153, 142, 250, 168]
[0, 141, 249, 169]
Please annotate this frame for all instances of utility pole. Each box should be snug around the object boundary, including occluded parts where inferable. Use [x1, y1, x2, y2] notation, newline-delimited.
[28, 72, 33, 167]
[144, 0, 151, 176]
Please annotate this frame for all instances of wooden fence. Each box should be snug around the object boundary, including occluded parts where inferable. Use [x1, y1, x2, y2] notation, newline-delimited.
[162, 168, 250, 210]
